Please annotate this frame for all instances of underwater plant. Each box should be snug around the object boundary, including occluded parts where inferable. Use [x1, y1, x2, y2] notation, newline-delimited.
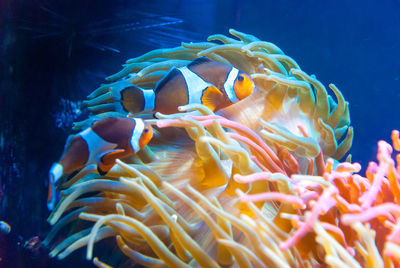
[44, 30, 400, 267]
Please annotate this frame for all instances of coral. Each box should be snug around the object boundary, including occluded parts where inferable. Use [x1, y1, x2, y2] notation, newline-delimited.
[44, 30, 371, 267]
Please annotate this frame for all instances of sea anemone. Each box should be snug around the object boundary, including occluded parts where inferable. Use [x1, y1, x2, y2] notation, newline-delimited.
[45, 30, 400, 268]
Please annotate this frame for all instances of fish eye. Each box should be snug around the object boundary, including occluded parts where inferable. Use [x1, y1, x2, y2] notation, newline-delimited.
[237, 74, 244, 82]
[144, 128, 149, 133]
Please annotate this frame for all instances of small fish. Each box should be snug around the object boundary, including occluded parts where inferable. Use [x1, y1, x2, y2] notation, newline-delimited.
[0, 221, 10, 234]
[47, 117, 153, 210]
[118, 57, 255, 115]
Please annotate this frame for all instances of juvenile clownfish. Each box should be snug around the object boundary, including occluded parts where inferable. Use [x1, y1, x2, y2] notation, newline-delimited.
[0, 221, 11, 234]
[47, 117, 153, 210]
[120, 57, 255, 115]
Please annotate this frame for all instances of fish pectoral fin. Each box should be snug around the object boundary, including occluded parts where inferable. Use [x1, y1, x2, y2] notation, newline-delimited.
[97, 164, 110, 176]
[201, 86, 223, 111]
[99, 149, 126, 165]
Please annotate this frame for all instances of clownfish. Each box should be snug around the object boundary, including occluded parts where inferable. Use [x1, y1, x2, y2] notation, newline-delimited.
[47, 117, 153, 210]
[120, 57, 255, 115]
[0, 221, 11, 234]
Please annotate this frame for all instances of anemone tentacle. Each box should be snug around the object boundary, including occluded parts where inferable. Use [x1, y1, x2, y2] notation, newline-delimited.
[49, 31, 400, 268]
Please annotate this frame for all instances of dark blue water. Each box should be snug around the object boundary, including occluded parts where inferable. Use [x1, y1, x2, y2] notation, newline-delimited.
[1, 0, 399, 267]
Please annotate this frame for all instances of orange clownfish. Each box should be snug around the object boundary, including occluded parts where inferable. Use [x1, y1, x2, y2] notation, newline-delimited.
[120, 57, 255, 115]
[47, 117, 153, 210]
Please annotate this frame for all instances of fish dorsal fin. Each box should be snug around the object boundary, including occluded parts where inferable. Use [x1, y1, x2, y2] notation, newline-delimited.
[91, 117, 118, 127]
[120, 85, 145, 113]
[200, 86, 223, 111]
[187, 57, 213, 68]
[154, 67, 181, 93]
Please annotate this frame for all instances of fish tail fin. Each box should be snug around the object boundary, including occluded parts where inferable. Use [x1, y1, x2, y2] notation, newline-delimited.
[120, 85, 146, 114]
[47, 181, 57, 211]
[201, 86, 223, 111]
[47, 163, 63, 211]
